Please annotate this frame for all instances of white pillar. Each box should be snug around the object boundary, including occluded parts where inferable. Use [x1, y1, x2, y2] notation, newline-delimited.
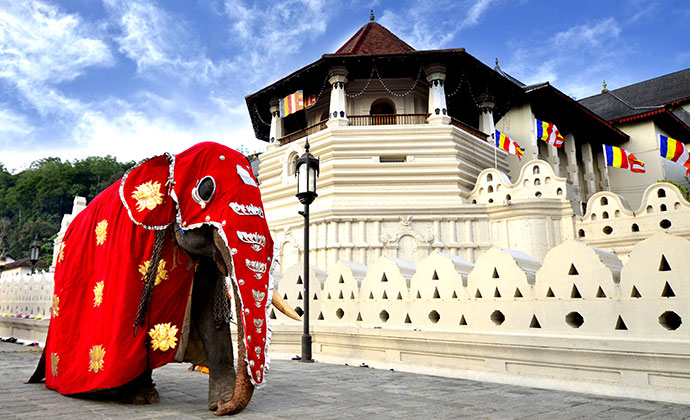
[268, 98, 283, 148]
[581, 143, 597, 199]
[425, 63, 450, 125]
[564, 134, 582, 203]
[596, 152, 610, 191]
[327, 66, 348, 128]
[477, 93, 495, 143]
[546, 142, 560, 175]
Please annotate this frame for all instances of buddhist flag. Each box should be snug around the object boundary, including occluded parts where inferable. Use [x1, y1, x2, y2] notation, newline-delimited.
[603, 145, 646, 173]
[305, 93, 317, 108]
[279, 90, 304, 118]
[536, 119, 564, 147]
[658, 134, 690, 175]
[495, 130, 525, 160]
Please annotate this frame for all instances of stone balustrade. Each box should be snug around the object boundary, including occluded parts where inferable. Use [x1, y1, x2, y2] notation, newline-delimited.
[274, 232, 689, 338]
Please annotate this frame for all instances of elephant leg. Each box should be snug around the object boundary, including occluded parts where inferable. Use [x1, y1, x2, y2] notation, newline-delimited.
[192, 259, 236, 411]
[93, 370, 159, 404]
[126, 370, 160, 405]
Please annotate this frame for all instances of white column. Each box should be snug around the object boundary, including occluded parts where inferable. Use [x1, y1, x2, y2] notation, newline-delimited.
[546, 143, 560, 175]
[327, 66, 349, 128]
[477, 94, 495, 143]
[581, 143, 597, 198]
[564, 134, 582, 202]
[425, 63, 450, 125]
[268, 98, 283, 149]
[596, 152, 610, 191]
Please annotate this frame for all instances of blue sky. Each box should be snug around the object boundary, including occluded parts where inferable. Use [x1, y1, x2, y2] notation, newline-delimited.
[1, 0, 689, 172]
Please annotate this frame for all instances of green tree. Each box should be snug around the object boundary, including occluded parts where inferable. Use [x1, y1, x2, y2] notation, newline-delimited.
[0, 156, 133, 264]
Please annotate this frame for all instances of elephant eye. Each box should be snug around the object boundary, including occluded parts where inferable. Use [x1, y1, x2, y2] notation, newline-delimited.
[193, 176, 216, 205]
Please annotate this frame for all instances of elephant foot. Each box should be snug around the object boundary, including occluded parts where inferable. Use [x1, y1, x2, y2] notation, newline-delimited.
[121, 386, 160, 405]
[119, 370, 159, 405]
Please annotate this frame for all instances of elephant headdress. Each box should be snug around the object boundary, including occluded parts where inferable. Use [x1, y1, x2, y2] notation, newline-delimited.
[41, 142, 274, 395]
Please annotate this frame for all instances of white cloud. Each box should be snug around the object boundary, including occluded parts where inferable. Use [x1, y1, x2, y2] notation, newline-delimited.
[104, 0, 215, 84]
[505, 18, 622, 97]
[0, 1, 113, 115]
[0, 108, 33, 143]
[221, 0, 332, 84]
[378, 0, 499, 50]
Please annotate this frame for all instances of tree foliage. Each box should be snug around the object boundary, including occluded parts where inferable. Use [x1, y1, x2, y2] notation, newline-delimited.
[0, 157, 133, 265]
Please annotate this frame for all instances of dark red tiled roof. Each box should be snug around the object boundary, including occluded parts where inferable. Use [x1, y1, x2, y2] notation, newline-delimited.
[335, 22, 415, 55]
[0, 257, 48, 272]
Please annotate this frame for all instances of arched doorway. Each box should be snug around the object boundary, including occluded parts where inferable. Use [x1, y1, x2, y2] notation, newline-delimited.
[370, 98, 396, 125]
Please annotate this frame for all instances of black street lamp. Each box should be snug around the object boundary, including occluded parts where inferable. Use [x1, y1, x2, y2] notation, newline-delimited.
[29, 236, 40, 274]
[295, 139, 319, 363]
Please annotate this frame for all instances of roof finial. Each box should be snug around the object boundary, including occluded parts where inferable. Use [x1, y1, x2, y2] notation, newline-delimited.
[370, 9, 375, 21]
[602, 80, 608, 93]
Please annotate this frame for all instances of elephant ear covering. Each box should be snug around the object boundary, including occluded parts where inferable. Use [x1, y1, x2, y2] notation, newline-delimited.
[171, 142, 274, 387]
[120, 154, 176, 230]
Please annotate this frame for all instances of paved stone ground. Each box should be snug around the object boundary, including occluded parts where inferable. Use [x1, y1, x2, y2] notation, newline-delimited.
[1, 341, 689, 419]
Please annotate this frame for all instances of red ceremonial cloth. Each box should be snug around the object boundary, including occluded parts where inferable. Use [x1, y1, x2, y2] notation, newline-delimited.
[44, 142, 274, 394]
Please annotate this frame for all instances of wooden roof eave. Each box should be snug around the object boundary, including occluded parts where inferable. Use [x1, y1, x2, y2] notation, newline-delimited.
[526, 83, 629, 145]
[612, 108, 690, 140]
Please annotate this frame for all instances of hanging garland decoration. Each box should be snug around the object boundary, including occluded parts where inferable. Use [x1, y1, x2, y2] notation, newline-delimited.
[345, 66, 377, 98]
[346, 65, 426, 98]
[252, 103, 272, 127]
[304, 72, 331, 110]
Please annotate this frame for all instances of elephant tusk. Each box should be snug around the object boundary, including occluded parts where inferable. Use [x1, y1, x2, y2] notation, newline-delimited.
[271, 293, 302, 321]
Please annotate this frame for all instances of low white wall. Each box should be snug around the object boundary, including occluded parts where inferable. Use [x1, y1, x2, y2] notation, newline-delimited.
[0, 272, 53, 342]
[270, 232, 690, 403]
[5, 233, 690, 403]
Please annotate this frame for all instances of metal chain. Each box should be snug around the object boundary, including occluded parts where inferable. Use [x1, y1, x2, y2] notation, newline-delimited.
[214, 273, 232, 329]
[305, 72, 331, 109]
[445, 73, 466, 97]
[133, 227, 168, 336]
[346, 66, 377, 98]
[374, 65, 425, 97]
[252, 104, 272, 127]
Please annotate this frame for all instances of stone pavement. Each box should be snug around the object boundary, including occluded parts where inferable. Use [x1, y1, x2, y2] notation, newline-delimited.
[1, 341, 688, 420]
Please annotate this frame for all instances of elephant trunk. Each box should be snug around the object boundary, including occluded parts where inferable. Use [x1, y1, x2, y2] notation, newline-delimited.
[214, 279, 254, 416]
[212, 230, 254, 416]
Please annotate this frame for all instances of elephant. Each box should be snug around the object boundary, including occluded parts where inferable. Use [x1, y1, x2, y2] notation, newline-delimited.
[29, 142, 299, 415]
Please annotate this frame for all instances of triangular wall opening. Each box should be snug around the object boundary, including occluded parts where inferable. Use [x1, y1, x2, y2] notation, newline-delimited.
[615, 315, 628, 330]
[662, 282, 676, 297]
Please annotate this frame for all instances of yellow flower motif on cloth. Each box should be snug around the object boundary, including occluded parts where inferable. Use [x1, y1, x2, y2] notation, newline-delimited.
[51, 353, 59, 377]
[148, 322, 178, 351]
[131, 180, 164, 212]
[138, 259, 168, 286]
[58, 242, 66, 263]
[93, 281, 104, 307]
[51, 295, 59, 318]
[95, 220, 108, 246]
[88, 345, 106, 374]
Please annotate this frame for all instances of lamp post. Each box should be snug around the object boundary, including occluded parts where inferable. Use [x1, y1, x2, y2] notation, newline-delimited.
[295, 139, 319, 363]
[29, 236, 40, 274]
